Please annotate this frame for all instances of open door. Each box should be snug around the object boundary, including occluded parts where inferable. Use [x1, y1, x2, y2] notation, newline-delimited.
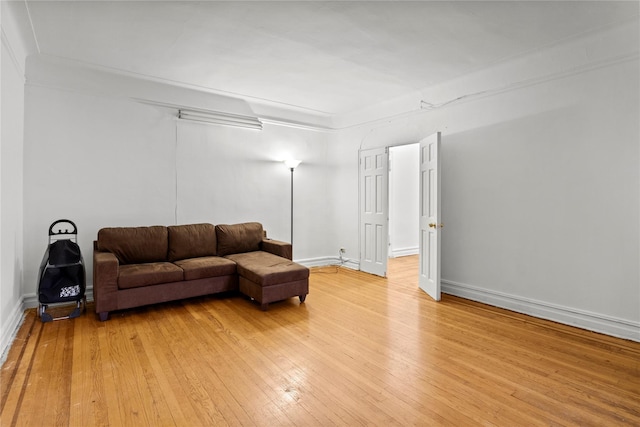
[359, 147, 388, 277]
[419, 133, 442, 300]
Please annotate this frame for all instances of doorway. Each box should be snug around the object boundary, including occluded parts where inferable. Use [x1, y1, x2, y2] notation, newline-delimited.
[388, 143, 420, 260]
[359, 133, 442, 301]
[388, 143, 420, 280]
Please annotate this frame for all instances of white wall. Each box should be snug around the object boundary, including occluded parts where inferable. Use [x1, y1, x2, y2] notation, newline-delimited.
[21, 61, 334, 306]
[23, 86, 178, 305]
[440, 59, 639, 337]
[328, 32, 639, 340]
[389, 144, 419, 257]
[175, 118, 331, 261]
[1, 1, 28, 359]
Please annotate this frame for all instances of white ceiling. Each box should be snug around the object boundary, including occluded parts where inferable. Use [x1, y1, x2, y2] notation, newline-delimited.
[24, 1, 639, 116]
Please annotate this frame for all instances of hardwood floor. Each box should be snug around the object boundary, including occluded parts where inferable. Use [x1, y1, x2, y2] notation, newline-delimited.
[2, 256, 639, 426]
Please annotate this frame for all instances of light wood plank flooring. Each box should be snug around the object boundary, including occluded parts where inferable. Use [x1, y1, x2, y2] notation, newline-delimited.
[2, 256, 639, 426]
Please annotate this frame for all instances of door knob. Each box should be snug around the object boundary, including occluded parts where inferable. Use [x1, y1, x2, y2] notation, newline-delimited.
[429, 223, 444, 228]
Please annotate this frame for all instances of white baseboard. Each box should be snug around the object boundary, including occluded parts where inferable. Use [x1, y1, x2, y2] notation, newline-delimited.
[0, 299, 26, 365]
[297, 256, 360, 271]
[441, 279, 640, 342]
[21, 292, 38, 309]
[389, 247, 419, 258]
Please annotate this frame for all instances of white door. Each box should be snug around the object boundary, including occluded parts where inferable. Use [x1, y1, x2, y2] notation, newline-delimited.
[419, 133, 442, 300]
[359, 147, 388, 277]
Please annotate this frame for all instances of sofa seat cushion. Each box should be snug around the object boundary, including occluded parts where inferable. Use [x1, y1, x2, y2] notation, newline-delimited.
[173, 256, 237, 281]
[226, 251, 309, 287]
[118, 262, 184, 289]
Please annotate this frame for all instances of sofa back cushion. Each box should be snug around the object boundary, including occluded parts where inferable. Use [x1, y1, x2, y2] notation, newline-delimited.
[216, 222, 263, 256]
[167, 223, 217, 261]
[97, 226, 168, 264]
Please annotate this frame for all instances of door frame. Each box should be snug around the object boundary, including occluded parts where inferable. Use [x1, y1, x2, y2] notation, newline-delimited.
[388, 143, 421, 259]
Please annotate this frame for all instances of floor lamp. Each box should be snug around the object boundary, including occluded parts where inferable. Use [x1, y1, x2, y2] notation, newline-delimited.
[284, 159, 301, 249]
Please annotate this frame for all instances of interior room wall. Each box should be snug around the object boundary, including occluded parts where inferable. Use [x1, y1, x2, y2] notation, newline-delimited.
[329, 55, 639, 340]
[440, 58, 638, 333]
[324, 114, 430, 267]
[175, 120, 331, 262]
[21, 65, 334, 306]
[22, 86, 178, 305]
[388, 144, 419, 258]
[1, 2, 27, 358]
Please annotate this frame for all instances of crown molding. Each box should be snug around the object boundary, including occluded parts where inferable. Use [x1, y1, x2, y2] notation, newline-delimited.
[334, 18, 640, 129]
[1, 28, 25, 78]
[21, 18, 638, 133]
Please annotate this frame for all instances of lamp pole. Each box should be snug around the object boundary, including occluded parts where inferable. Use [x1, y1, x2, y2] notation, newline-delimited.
[284, 159, 301, 251]
[290, 166, 294, 245]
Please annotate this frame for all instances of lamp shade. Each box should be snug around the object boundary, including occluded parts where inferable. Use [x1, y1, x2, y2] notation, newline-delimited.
[284, 159, 301, 170]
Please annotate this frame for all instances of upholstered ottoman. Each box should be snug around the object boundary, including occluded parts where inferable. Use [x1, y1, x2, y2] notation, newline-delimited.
[226, 251, 309, 310]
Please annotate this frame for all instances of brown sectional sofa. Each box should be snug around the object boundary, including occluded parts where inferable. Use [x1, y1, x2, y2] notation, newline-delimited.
[93, 222, 309, 320]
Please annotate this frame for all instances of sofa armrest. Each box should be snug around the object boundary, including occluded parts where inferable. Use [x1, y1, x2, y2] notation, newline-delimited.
[93, 249, 119, 317]
[260, 239, 292, 260]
